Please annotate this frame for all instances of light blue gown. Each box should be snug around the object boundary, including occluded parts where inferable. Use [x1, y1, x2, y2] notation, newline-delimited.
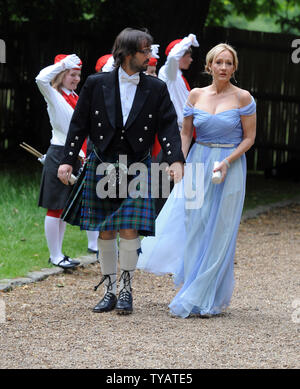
[137, 97, 256, 318]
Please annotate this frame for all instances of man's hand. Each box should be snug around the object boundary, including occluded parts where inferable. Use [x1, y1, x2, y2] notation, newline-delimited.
[166, 162, 184, 184]
[57, 164, 73, 185]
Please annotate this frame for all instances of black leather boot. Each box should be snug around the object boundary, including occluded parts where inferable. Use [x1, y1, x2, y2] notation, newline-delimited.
[92, 274, 117, 313]
[115, 271, 133, 315]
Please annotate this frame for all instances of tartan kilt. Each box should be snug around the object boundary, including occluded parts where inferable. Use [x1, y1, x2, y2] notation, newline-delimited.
[63, 151, 156, 236]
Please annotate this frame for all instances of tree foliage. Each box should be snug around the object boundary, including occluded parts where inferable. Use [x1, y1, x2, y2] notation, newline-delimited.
[0, 0, 211, 52]
[1, 0, 299, 34]
[206, 0, 300, 34]
[0, 0, 106, 23]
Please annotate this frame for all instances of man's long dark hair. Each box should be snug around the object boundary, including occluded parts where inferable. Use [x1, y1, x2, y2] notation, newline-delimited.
[112, 27, 153, 67]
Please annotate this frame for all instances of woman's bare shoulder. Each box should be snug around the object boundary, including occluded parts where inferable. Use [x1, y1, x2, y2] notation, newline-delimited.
[188, 87, 208, 104]
[234, 87, 252, 107]
[190, 87, 209, 95]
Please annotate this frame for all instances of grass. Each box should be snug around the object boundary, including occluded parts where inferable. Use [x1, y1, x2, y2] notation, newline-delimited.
[1, 164, 300, 280]
[0, 164, 89, 280]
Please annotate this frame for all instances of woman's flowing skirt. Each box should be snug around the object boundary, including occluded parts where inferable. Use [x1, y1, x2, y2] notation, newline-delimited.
[137, 143, 246, 318]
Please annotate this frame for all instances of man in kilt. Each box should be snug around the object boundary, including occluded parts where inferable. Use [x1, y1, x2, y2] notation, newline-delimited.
[58, 27, 185, 315]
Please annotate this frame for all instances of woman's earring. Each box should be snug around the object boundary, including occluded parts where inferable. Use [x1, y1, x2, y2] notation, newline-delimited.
[232, 73, 237, 83]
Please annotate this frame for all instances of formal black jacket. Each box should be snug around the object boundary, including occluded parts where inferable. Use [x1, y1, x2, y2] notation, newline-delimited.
[61, 67, 185, 167]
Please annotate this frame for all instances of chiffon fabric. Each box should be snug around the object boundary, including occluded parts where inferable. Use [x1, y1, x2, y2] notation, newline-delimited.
[137, 97, 256, 318]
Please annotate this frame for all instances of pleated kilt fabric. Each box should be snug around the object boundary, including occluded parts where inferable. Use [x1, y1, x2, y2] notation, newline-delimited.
[79, 151, 156, 236]
[60, 162, 87, 226]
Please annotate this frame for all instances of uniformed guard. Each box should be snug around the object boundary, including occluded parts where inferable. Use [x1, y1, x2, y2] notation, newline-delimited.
[158, 34, 199, 131]
[58, 27, 185, 315]
[36, 53, 99, 269]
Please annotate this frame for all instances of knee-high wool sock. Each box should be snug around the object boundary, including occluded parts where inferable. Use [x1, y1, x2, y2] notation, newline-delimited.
[97, 238, 118, 295]
[118, 237, 141, 293]
[86, 230, 99, 252]
[58, 219, 66, 252]
[45, 216, 64, 264]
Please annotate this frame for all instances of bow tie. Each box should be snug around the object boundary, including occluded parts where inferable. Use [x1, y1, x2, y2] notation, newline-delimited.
[120, 73, 140, 85]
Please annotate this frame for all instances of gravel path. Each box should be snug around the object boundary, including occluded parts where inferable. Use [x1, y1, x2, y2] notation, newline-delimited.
[0, 204, 299, 369]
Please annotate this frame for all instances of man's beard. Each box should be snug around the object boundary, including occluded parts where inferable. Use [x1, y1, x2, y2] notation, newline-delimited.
[129, 57, 148, 73]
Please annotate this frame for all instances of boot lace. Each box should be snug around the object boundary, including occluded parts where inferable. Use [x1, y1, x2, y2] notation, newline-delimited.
[94, 274, 116, 292]
[118, 270, 133, 300]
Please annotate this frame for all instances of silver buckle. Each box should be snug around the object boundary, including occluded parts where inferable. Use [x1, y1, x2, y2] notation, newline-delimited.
[196, 141, 234, 148]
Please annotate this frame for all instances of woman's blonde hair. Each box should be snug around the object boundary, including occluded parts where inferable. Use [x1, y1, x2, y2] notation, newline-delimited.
[51, 69, 69, 92]
[205, 43, 238, 75]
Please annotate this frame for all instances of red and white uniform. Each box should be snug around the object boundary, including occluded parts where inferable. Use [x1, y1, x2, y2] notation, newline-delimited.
[158, 34, 199, 130]
[36, 61, 86, 158]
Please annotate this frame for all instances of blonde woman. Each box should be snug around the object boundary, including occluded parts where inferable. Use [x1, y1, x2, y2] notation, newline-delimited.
[36, 54, 98, 268]
[138, 43, 257, 318]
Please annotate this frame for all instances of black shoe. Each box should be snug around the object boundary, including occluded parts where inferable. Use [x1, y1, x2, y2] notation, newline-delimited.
[48, 256, 80, 269]
[64, 256, 80, 265]
[93, 292, 117, 313]
[115, 290, 133, 315]
[87, 248, 98, 254]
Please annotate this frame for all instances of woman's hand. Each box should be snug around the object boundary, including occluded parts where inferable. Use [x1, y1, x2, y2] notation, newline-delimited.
[166, 162, 184, 183]
[213, 160, 229, 183]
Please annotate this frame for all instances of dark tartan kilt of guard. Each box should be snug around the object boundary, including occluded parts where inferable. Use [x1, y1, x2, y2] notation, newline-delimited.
[61, 151, 156, 236]
[38, 145, 80, 210]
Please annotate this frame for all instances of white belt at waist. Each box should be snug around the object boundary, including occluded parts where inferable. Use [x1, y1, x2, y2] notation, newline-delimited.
[196, 141, 235, 148]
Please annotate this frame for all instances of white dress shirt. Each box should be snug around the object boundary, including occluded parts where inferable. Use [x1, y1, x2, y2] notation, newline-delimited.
[35, 63, 76, 146]
[158, 36, 194, 130]
[118, 66, 139, 126]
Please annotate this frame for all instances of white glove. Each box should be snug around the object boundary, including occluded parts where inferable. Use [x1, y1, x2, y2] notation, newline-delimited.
[188, 34, 199, 47]
[151, 44, 160, 59]
[102, 55, 115, 72]
[61, 54, 81, 70]
[38, 154, 46, 165]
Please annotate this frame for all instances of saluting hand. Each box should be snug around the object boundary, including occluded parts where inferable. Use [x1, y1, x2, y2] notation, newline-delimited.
[61, 54, 81, 70]
[188, 33, 200, 47]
